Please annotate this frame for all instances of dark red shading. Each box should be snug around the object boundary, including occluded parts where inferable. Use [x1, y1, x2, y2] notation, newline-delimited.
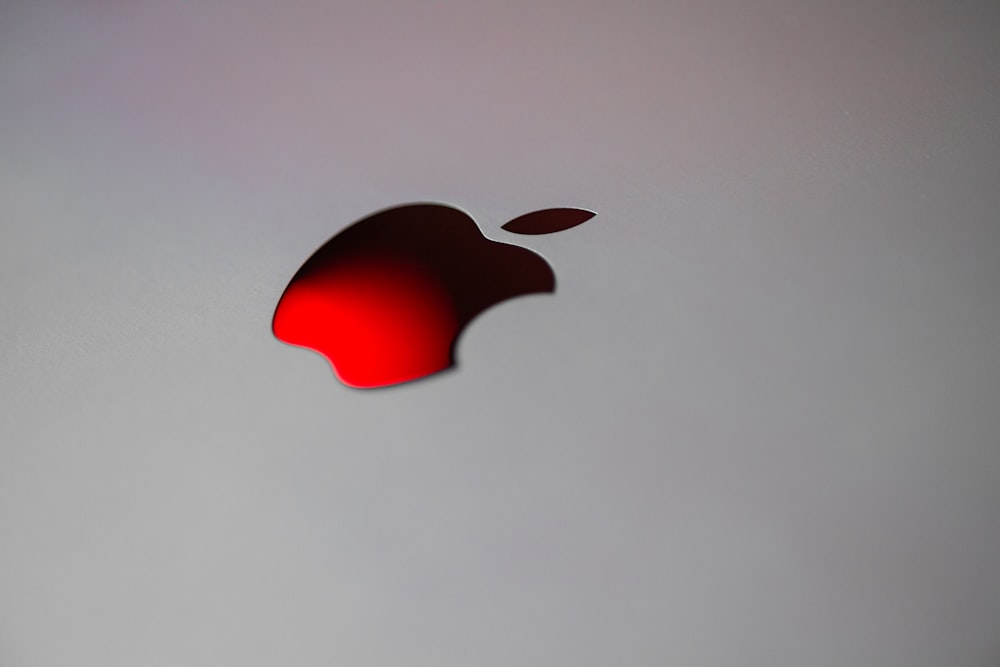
[501, 208, 595, 235]
[272, 204, 555, 388]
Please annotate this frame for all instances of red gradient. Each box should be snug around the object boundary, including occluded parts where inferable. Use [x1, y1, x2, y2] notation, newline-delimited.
[273, 256, 459, 388]
[271, 204, 567, 389]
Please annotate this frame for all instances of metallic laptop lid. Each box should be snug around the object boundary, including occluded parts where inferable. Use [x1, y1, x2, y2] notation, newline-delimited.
[3, 2, 999, 665]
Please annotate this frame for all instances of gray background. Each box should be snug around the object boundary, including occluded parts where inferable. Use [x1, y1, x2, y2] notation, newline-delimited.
[2, 1, 999, 665]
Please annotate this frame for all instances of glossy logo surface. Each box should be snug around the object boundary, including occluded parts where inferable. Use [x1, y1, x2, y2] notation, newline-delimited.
[273, 204, 593, 388]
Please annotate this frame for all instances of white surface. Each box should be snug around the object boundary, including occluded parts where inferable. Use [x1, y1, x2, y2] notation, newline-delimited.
[2, 1, 999, 665]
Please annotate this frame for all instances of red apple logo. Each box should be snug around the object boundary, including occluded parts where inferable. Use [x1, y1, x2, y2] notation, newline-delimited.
[272, 203, 594, 388]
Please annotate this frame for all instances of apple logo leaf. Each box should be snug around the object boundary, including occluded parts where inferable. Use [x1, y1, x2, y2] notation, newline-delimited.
[501, 208, 595, 235]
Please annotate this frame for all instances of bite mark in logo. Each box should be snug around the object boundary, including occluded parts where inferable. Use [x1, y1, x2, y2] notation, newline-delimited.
[272, 204, 593, 388]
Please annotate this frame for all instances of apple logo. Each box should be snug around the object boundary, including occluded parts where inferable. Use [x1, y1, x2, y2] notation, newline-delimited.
[272, 203, 594, 388]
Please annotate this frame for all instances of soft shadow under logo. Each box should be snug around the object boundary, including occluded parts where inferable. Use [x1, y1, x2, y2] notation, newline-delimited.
[272, 204, 594, 388]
